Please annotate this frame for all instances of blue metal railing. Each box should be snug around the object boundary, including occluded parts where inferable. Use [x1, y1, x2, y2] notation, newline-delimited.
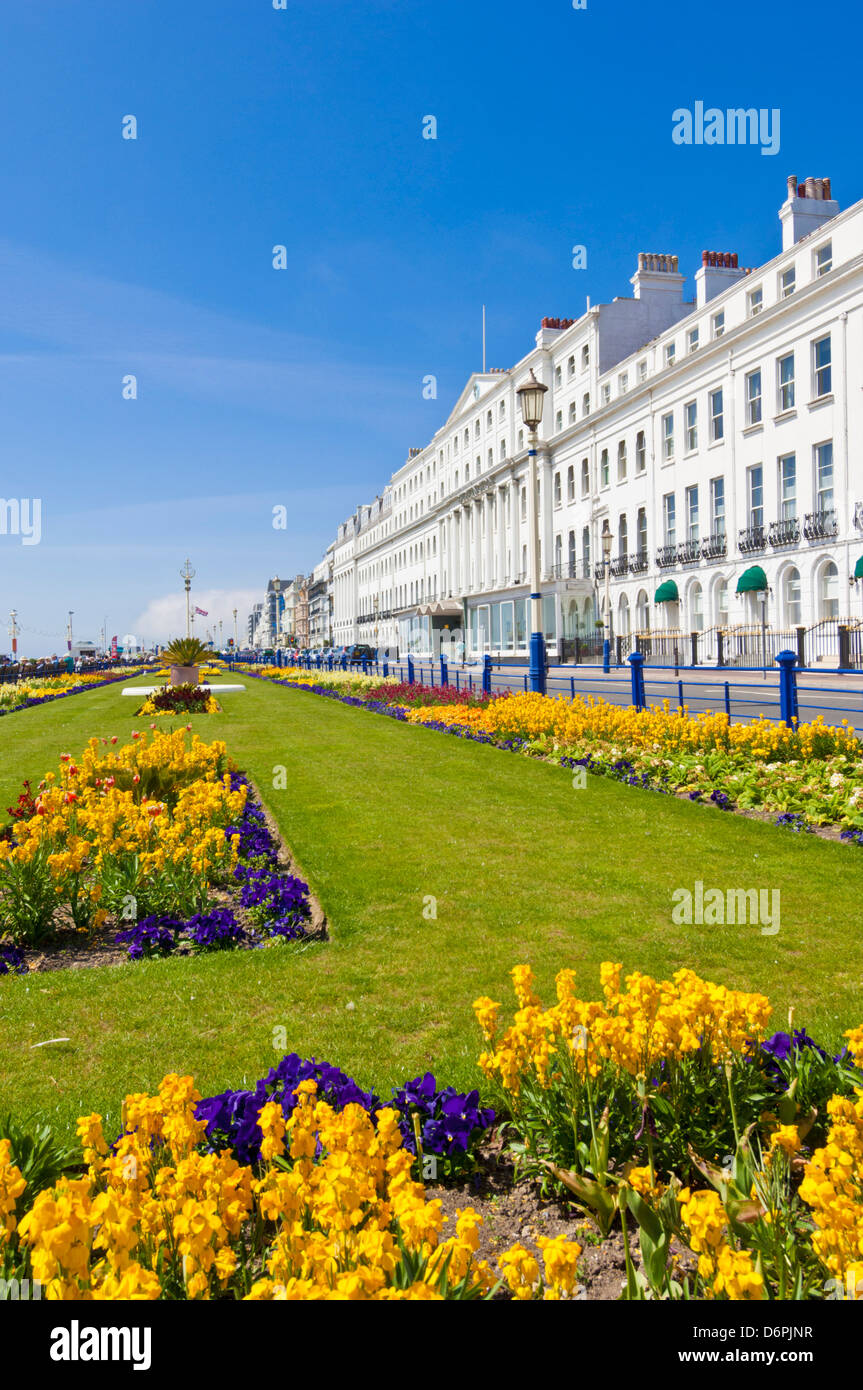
[264, 649, 863, 734]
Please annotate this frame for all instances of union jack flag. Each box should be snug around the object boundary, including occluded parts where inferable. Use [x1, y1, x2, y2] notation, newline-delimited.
[194, 606, 209, 617]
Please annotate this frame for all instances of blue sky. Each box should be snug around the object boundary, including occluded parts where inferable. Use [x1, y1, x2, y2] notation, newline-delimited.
[0, 0, 858, 652]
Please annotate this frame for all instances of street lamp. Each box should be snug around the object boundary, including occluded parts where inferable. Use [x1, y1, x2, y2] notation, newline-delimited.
[179, 559, 196, 639]
[67, 610, 74, 654]
[601, 519, 613, 664]
[516, 367, 549, 693]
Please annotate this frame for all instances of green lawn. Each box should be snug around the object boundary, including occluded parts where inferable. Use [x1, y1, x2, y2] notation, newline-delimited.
[1, 675, 861, 1138]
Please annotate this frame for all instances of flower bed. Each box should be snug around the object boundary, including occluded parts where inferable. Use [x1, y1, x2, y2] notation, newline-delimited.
[135, 684, 220, 717]
[0, 1071, 577, 1300]
[0, 667, 151, 718]
[245, 669, 863, 834]
[474, 962, 863, 1300]
[0, 733, 314, 962]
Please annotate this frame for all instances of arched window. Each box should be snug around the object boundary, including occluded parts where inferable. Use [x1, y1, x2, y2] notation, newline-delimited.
[820, 561, 839, 619]
[784, 566, 801, 626]
[636, 589, 649, 630]
[715, 578, 729, 626]
[690, 581, 704, 632]
[554, 535, 562, 573]
[617, 440, 627, 480]
[618, 594, 631, 636]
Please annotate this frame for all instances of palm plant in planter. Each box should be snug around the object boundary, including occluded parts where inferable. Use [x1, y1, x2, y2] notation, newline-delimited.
[161, 637, 210, 687]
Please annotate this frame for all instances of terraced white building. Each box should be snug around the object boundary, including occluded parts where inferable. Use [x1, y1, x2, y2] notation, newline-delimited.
[325, 175, 863, 665]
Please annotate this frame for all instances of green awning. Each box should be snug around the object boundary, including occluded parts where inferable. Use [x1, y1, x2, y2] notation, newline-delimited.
[855, 555, 863, 580]
[654, 580, 679, 603]
[736, 565, 768, 594]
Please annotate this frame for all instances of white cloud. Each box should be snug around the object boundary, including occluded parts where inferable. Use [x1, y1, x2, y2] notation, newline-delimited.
[131, 588, 263, 645]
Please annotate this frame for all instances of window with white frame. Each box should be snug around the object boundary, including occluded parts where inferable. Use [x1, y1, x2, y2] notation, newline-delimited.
[581, 458, 590, 496]
[581, 345, 590, 370]
[554, 472, 562, 506]
[601, 383, 611, 405]
[746, 368, 762, 425]
[685, 400, 698, 452]
[747, 286, 763, 317]
[712, 310, 725, 339]
[638, 358, 647, 382]
[779, 266, 796, 298]
[520, 486, 526, 520]
[567, 465, 575, 501]
[662, 412, 674, 460]
[813, 335, 832, 397]
[617, 440, 627, 480]
[600, 449, 610, 487]
[747, 464, 764, 528]
[710, 476, 725, 536]
[618, 371, 629, 394]
[815, 441, 834, 512]
[567, 354, 575, 378]
[635, 430, 646, 473]
[777, 353, 795, 412]
[663, 493, 676, 546]
[709, 387, 724, 442]
[776, 452, 797, 521]
[686, 485, 699, 542]
[664, 342, 676, 367]
[554, 365, 562, 386]
[687, 327, 700, 354]
[637, 507, 647, 557]
[555, 410, 563, 432]
[568, 401, 576, 424]
[815, 241, 833, 277]
[517, 428, 524, 450]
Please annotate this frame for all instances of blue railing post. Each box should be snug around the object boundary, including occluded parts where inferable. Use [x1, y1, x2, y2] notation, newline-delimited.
[382, 659, 389, 678]
[628, 651, 646, 711]
[724, 681, 732, 723]
[776, 650, 799, 726]
[528, 631, 546, 694]
[603, 639, 611, 675]
[440, 656, 448, 687]
[362, 658, 368, 674]
[407, 654, 415, 685]
[482, 654, 492, 696]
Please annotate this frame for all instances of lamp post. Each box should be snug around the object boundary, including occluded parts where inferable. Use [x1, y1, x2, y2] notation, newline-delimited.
[233, 608, 238, 647]
[180, 559, 195, 639]
[8, 610, 18, 660]
[516, 368, 549, 693]
[601, 519, 613, 667]
[67, 610, 74, 654]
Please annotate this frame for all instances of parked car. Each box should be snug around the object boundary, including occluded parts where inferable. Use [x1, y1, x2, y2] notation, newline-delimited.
[347, 644, 376, 667]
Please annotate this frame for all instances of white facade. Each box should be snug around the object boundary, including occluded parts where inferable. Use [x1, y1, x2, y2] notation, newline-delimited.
[322, 176, 863, 661]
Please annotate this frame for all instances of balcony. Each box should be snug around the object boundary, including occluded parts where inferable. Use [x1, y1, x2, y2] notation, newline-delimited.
[629, 551, 648, 574]
[656, 545, 677, 569]
[768, 518, 800, 548]
[738, 524, 767, 553]
[594, 561, 607, 581]
[677, 539, 701, 565]
[803, 508, 838, 541]
[701, 532, 727, 560]
[610, 554, 629, 577]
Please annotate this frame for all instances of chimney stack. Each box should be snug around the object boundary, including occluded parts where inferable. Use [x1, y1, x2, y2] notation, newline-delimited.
[630, 251, 685, 302]
[696, 250, 748, 306]
[780, 175, 839, 250]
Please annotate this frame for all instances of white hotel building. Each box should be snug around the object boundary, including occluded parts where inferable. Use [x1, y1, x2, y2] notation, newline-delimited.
[328, 176, 863, 664]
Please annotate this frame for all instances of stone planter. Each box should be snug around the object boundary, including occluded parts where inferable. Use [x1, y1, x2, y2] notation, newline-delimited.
[169, 664, 200, 687]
